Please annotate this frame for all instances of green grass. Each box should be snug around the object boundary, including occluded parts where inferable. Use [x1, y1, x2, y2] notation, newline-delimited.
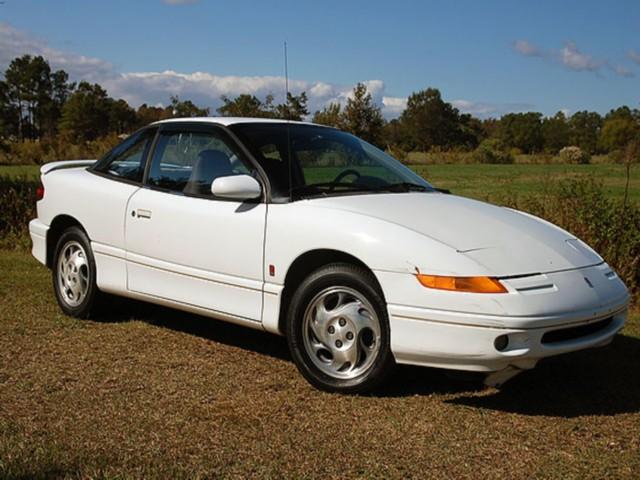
[0, 165, 41, 180]
[1, 163, 638, 202]
[1, 249, 639, 479]
[415, 163, 640, 202]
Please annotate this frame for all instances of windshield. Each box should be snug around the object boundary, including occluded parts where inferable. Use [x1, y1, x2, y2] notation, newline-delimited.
[230, 123, 433, 200]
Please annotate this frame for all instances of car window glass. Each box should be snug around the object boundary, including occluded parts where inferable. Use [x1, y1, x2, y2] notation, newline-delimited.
[230, 123, 431, 199]
[147, 129, 250, 196]
[260, 143, 283, 161]
[94, 129, 155, 182]
[295, 139, 397, 185]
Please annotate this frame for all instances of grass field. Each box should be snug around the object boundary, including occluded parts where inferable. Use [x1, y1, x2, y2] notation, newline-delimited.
[2, 163, 638, 202]
[1, 250, 639, 478]
[413, 163, 640, 202]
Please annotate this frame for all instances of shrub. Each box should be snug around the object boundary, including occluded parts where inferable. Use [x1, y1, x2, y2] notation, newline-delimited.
[403, 151, 476, 165]
[387, 145, 408, 163]
[522, 153, 555, 164]
[509, 147, 523, 157]
[0, 135, 120, 166]
[495, 177, 639, 297]
[0, 175, 38, 249]
[559, 146, 591, 164]
[472, 138, 514, 164]
[0, 140, 51, 165]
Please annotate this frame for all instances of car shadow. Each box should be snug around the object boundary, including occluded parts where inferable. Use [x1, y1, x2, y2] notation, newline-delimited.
[96, 296, 482, 395]
[446, 334, 640, 417]
[95, 297, 639, 413]
[375, 366, 486, 397]
[94, 296, 291, 362]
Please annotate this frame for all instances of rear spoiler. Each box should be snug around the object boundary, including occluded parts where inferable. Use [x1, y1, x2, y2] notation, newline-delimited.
[40, 159, 97, 175]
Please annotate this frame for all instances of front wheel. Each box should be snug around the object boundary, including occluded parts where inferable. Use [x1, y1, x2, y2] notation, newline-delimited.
[52, 226, 101, 318]
[286, 263, 394, 393]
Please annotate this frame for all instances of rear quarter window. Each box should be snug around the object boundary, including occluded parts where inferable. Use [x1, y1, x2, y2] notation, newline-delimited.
[93, 128, 156, 182]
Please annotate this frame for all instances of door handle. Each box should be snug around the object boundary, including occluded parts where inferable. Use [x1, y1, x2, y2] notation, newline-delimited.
[136, 209, 152, 219]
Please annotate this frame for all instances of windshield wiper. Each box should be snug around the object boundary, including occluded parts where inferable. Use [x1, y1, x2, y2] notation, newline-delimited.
[291, 182, 374, 198]
[290, 181, 432, 199]
[369, 182, 430, 193]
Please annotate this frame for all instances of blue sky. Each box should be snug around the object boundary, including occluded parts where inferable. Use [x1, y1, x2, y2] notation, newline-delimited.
[0, 0, 638, 118]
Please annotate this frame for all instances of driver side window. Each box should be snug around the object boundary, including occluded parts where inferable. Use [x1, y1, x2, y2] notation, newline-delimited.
[147, 129, 250, 197]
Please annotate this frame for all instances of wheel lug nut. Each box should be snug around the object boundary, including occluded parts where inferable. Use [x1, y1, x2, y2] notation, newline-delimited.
[338, 318, 346, 327]
[346, 332, 354, 340]
[335, 340, 343, 348]
[328, 326, 335, 334]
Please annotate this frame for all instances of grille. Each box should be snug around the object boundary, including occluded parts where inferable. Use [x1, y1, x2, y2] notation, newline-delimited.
[541, 317, 613, 344]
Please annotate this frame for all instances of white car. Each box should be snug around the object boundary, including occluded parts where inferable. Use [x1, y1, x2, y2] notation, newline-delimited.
[29, 117, 629, 393]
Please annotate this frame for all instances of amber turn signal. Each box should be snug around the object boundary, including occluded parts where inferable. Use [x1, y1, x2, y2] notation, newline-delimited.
[416, 274, 507, 293]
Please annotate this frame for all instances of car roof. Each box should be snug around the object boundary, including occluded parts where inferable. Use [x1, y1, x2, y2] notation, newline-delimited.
[151, 117, 324, 128]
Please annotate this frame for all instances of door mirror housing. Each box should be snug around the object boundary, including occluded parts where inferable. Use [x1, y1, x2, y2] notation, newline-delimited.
[211, 174, 262, 200]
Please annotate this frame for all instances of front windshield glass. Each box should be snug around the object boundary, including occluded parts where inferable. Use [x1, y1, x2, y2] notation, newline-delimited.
[230, 123, 433, 200]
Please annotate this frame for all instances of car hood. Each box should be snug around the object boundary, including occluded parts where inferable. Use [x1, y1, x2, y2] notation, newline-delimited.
[311, 192, 602, 276]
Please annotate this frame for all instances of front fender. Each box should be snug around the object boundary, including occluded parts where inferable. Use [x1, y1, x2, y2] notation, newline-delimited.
[265, 202, 487, 284]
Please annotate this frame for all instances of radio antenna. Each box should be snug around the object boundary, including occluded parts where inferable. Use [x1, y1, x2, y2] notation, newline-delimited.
[284, 41, 293, 201]
[284, 41, 289, 110]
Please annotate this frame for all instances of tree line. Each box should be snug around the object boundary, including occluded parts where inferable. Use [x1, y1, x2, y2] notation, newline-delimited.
[1, 54, 638, 156]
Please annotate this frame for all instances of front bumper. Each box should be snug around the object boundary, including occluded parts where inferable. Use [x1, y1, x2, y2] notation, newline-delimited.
[29, 219, 49, 266]
[388, 303, 627, 373]
[378, 262, 630, 375]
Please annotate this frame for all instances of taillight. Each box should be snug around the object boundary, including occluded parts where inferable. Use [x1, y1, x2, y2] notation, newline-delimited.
[36, 182, 45, 201]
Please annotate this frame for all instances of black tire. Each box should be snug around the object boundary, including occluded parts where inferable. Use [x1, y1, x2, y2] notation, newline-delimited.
[52, 226, 101, 319]
[286, 263, 394, 393]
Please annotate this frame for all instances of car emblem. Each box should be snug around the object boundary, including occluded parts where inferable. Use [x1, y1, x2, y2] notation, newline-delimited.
[584, 277, 594, 288]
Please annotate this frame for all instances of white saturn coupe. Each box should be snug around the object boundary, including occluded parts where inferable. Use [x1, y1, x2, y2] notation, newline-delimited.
[29, 118, 629, 393]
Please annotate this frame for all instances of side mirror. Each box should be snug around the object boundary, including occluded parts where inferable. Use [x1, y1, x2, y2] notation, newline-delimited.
[211, 174, 262, 200]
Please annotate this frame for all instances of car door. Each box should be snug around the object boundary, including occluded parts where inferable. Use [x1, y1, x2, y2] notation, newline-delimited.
[86, 127, 156, 293]
[125, 123, 267, 322]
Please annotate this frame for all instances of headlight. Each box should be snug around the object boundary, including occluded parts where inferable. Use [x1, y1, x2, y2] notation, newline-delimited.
[415, 274, 508, 293]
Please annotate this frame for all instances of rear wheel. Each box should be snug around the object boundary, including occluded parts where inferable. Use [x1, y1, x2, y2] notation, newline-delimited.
[286, 263, 394, 393]
[52, 226, 101, 318]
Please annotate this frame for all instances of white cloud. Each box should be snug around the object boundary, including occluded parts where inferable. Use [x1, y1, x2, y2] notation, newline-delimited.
[104, 70, 298, 108]
[382, 96, 407, 117]
[514, 39, 634, 78]
[361, 79, 385, 98]
[100, 71, 400, 117]
[609, 63, 634, 78]
[560, 42, 600, 71]
[513, 40, 542, 57]
[308, 82, 334, 98]
[0, 22, 112, 80]
[628, 49, 640, 65]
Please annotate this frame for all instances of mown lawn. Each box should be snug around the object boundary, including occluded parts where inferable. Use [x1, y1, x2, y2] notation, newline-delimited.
[2, 162, 638, 202]
[1, 250, 639, 479]
[414, 163, 640, 202]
